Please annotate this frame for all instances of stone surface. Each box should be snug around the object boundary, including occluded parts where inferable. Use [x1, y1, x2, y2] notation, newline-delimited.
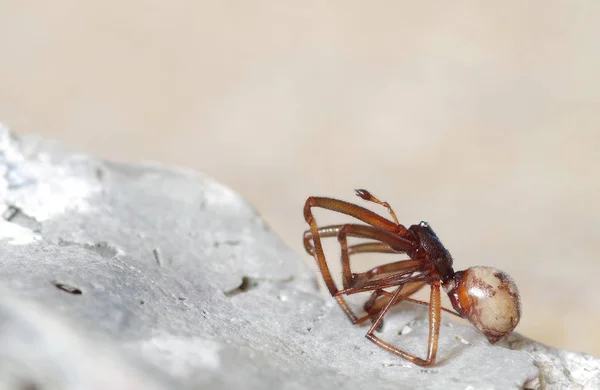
[0, 124, 596, 389]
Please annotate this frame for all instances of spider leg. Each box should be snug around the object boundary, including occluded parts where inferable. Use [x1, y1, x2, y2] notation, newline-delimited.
[360, 289, 462, 321]
[363, 282, 424, 312]
[363, 289, 391, 313]
[335, 238, 430, 327]
[352, 287, 405, 326]
[305, 223, 450, 336]
[302, 220, 417, 323]
[362, 260, 422, 280]
[337, 224, 416, 289]
[303, 224, 416, 289]
[347, 242, 399, 255]
[304, 196, 410, 236]
[355, 189, 401, 227]
[366, 280, 442, 367]
[353, 288, 389, 330]
[304, 227, 404, 257]
[353, 270, 460, 319]
[305, 227, 420, 292]
[401, 297, 463, 319]
[355, 282, 427, 331]
[304, 226, 409, 257]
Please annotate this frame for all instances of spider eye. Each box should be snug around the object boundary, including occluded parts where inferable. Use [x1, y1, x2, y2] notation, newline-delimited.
[454, 266, 521, 343]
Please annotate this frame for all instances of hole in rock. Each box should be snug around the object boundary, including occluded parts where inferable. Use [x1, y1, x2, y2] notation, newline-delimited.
[52, 281, 83, 295]
[2, 205, 40, 231]
[223, 276, 259, 297]
[95, 167, 105, 181]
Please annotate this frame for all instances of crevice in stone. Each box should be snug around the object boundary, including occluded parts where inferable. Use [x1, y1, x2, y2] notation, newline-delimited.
[87, 242, 119, 259]
[213, 240, 241, 248]
[2, 204, 41, 232]
[153, 248, 164, 267]
[2, 205, 19, 221]
[223, 275, 295, 297]
[95, 167, 105, 181]
[223, 276, 259, 297]
[198, 196, 207, 210]
[52, 280, 83, 295]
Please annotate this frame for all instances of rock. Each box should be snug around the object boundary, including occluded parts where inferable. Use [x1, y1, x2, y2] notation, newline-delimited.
[500, 334, 600, 389]
[0, 123, 596, 389]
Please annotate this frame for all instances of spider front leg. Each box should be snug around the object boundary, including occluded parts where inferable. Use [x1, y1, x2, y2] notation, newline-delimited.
[355, 189, 406, 235]
[304, 196, 409, 236]
[365, 280, 442, 367]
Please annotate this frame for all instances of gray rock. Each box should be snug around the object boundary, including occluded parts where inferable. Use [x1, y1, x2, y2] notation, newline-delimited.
[0, 123, 596, 390]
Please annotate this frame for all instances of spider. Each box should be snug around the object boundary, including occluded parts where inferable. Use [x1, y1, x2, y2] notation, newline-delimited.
[303, 189, 521, 367]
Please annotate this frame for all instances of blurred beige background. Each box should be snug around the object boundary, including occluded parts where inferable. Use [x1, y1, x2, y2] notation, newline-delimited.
[1, 1, 599, 356]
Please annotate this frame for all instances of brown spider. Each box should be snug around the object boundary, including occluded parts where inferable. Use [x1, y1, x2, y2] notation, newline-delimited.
[303, 189, 521, 367]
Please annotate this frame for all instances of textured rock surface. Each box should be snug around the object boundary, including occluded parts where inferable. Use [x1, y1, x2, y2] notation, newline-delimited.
[0, 124, 596, 390]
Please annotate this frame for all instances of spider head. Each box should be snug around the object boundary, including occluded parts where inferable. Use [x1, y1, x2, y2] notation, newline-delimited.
[444, 266, 521, 343]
